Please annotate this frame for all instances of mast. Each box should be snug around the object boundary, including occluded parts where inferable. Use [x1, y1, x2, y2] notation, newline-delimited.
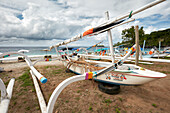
[143, 40, 146, 52]
[105, 11, 115, 64]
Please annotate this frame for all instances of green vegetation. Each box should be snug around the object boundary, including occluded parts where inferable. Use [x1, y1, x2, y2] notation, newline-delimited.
[25, 106, 30, 111]
[36, 106, 40, 110]
[18, 70, 33, 87]
[75, 97, 80, 101]
[4, 80, 9, 85]
[89, 106, 93, 111]
[160, 71, 170, 74]
[152, 103, 157, 108]
[45, 66, 49, 69]
[103, 99, 112, 103]
[13, 101, 17, 105]
[119, 97, 123, 102]
[115, 107, 121, 113]
[113, 27, 170, 47]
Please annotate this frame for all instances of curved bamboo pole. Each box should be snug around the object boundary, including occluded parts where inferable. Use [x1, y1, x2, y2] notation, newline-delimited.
[0, 52, 47, 83]
[0, 78, 15, 113]
[47, 74, 86, 113]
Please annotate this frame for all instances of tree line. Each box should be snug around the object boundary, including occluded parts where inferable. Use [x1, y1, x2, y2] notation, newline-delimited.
[113, 26, 170, 47]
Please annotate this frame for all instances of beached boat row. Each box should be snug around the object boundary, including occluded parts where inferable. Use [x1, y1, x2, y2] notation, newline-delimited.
[0, 0, 168, 113]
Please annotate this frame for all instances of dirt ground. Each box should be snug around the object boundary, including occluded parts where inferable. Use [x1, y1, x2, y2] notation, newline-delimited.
[0, 60, 170, 113]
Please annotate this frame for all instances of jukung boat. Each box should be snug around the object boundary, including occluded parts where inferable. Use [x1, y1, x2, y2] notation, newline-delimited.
[62, 45, 166, 86]
[48, 0, 167, 87]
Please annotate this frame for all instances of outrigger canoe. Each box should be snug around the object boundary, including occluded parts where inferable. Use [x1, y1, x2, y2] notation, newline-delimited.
[62, 57, 166, 85]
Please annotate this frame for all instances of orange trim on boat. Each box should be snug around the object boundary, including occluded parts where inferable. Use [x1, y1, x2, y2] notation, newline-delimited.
[83, 28, 94, 36]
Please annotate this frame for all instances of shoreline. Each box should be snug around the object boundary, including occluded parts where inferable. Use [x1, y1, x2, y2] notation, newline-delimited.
[0, 60, 63, 71]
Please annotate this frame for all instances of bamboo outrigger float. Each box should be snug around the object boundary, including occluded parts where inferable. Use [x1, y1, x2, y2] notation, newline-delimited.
[0, 0, 167, 113]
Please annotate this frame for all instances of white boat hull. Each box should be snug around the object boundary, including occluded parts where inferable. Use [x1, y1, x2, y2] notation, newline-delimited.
[151, 53, 168, 58]
[63, 60, 166, 85]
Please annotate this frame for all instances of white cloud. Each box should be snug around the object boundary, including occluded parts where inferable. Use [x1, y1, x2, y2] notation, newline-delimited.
[144, 26, 157, 34]
[0, 0, 169, 47]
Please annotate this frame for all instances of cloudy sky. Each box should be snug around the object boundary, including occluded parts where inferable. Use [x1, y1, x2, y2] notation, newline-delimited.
[0, 0, 169, 47]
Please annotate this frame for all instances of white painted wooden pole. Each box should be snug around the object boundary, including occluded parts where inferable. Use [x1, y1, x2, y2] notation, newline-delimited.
[0, 78, 15, 113]
[101, 0, 166, 26]
[0, 79, 7, 101]
[0, 52, 47, 83]
[143, 40, 146, 52]
[158, 41, 161, 59]
[47, 74, 86, 113]
[135, 25, 139, 65]
[30, 70, 47, 113]
[159, 41, 161, 52]
[66, 44, 69, 55]
[139, 46, 143, 59]
[105, 11, 115, 64]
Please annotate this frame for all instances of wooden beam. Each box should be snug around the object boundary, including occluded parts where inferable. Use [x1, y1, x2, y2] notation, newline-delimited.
[135, 25, 139, 65]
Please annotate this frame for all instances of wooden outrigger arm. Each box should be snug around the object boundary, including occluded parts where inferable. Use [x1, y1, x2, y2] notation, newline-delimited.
[0, 52, 47, 84]
[0, 78, 15, 113]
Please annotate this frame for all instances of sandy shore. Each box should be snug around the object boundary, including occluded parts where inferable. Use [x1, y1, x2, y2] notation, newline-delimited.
[0, 60, 63, 71]
[0, 60, 170, 113]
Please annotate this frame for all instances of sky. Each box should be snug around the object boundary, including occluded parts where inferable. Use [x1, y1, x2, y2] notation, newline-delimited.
[0, 0, 169, 47]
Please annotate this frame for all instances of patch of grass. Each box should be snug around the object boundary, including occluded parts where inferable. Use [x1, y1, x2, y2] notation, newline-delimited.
[89, 106, 93, 111]
[45, 66, 49, 69]
[52, 68, 65, 75]
[48, 93, 52, 100]
[77, 90, 80, 93]
[36, 106, 40, 110]
[149, 110, 153, 113]
[152, 103, 157, 108]
[155, 65, 164, 68]
[12, 96, 17, 101]
[4, 80, 9, 85]
[25, 106, 30, 111]
[104, 99, 112, 103]
[119, 97, 123, 102]
[56, 69, 63, 72]
[32, 88, 36, 92]
[160, 71, 170, 74]
[99, 94, 102, 98]
[23, 88, 28, 91]
[75, 97, 80, 101]
[115, 108, 121, 113]
[13, 101, 17, 105]
[65, 100, 69, 103]
[53, 71, 61, 74]
[18, 92, 24, 96]
[18, 70, 33, 87]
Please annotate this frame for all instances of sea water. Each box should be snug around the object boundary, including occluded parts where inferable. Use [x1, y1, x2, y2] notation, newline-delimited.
[0, 46, 164, 57]
[0, 46, 103, 56]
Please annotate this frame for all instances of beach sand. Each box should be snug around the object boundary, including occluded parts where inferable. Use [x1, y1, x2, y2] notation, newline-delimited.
[0, 60, 170, 113]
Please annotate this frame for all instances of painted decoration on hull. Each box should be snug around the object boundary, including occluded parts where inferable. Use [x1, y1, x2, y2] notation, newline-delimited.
[105, 73, 127, 81]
